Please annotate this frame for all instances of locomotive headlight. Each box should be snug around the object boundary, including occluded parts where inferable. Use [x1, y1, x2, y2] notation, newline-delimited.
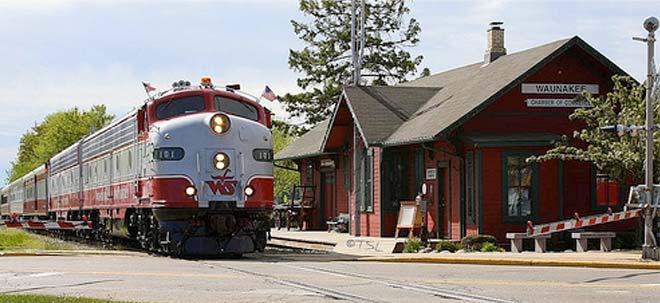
[244, 186, 254, 197]
[210, 114, 230, 134]
[214, 152, 230, 170]
[185, 186, 197, 197]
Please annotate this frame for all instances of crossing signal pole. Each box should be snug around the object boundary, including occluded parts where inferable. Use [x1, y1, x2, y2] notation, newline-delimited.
[602, 16, 660, 260]
[634, 16, 659, 260]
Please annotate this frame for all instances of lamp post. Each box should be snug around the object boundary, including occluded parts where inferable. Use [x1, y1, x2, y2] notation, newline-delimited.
[634, 16, 660, 260]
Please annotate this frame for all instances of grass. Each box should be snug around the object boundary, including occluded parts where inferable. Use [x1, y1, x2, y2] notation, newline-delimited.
[0, 294, 138, 303]
[0, 228, 84, 251]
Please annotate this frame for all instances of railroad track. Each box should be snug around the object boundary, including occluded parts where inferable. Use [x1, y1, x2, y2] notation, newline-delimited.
[285, 264, 515, 303]
[199, 260, 515, 303]
[199, 261, 380, 302]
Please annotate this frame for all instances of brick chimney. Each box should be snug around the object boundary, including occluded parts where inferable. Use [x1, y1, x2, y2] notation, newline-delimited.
[484, 21, 506, 63]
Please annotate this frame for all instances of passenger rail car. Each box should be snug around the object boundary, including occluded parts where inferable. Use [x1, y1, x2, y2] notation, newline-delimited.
[1, 78, 274, 256]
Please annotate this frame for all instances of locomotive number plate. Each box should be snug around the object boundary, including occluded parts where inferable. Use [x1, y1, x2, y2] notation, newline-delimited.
[252, 149, 273, 162]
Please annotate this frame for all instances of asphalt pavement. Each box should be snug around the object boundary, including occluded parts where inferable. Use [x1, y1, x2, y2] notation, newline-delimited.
[0, 252, 658, 303]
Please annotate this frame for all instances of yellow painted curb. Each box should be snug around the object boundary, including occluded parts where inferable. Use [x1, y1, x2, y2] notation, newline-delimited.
[358, 256, 660, 270]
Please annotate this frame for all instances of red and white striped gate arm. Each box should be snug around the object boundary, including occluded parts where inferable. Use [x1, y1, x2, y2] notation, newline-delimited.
[1, 220, 93, 230]
[526, 208, 642, 237]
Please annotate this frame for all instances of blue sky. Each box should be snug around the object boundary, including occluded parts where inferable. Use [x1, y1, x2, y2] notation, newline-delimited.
[0, 0, 657, 185]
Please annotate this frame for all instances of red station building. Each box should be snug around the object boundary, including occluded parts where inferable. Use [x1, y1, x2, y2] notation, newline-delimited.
[275, 24, 634, 242]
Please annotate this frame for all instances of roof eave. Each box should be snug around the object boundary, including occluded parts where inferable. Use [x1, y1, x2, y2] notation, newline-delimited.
[274, 151, 337, 162]
[319, 91, 347, 152]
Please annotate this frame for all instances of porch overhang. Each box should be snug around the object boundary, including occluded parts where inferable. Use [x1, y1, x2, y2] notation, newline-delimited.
[461, 133, 562, 147]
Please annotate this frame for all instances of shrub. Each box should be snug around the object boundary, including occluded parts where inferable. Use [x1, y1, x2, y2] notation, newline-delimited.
[403, 238, 422, 253]
[480, 242, 504, 252]
[435, 240, 459, 252]
[461, 234, 497, 252]
[614, 231, 641, 250]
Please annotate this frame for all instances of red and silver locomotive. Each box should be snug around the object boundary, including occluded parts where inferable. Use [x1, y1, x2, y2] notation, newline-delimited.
[1, 77, 274, 256]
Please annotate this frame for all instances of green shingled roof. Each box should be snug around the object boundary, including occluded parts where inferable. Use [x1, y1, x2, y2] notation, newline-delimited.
[274, 119, 330, 161]
[343, 86, 442, 145]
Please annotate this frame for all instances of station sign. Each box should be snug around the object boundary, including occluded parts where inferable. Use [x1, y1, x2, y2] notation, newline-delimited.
[525, 98, 593, 108]
[522, 83, 599, 94]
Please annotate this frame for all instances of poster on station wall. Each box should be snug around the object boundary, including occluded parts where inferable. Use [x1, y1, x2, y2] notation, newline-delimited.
[522, 83, 599, 94]
[425, 168, 437, 180]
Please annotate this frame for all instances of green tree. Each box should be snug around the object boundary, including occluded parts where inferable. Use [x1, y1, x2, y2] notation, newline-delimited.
[530, 76, 650, 183]
[272, 121, 300, 203]
[282, 0, 424, 126]
[7, 105, 114, 182]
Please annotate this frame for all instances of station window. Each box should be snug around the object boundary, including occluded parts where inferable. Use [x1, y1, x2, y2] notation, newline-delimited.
[502, 153, 538, 222]
[595, 173, 620, 209]
[356, 147, 373, 212]
[465, 151, 476, 225]
[304, 161, 314, 185]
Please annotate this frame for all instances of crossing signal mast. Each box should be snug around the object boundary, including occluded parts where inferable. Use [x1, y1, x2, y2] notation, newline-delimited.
[350, 0, 366, 86]
[605, 16, 660, 260]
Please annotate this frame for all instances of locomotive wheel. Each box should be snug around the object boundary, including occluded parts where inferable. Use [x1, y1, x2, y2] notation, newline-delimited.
[136, 210, 159, 252]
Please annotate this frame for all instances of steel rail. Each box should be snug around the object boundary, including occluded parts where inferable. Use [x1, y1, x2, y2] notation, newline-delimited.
[285, 264, 515, 303]
[200, 262, 381, 303]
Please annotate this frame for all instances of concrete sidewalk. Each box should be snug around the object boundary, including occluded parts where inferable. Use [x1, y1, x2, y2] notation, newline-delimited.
[270, 228, 399, 256]
[269, 228, 660, 270]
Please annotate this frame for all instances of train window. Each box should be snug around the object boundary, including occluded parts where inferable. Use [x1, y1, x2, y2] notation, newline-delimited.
[214, 96, 258, 121]
[86, 165, 91, 184]
[128, 150, 132, 169]
[156, 95, 205, 120]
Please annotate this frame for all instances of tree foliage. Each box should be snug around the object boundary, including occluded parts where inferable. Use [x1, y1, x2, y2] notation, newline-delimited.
[272, 120, 300, 203]
[530, 76, 650, 183]
[281, 0, 424, 126]
[7, 105, 114, 182]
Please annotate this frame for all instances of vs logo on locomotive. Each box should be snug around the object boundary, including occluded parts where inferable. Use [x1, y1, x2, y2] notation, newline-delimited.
[206, 170, 238, 195]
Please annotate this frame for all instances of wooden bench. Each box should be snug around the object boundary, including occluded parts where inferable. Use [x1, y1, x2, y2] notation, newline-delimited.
[506, 233, 551, 253]
[571, 232, 615, 252]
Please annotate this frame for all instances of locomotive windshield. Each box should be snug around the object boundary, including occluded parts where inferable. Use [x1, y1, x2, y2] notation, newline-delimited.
[156, 95, 205, 120]
[214, 96, 258, 121]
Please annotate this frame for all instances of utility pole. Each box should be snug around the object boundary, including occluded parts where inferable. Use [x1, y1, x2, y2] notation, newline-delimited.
[634, 16, 660, 260]
[350, 0, 365, 86]
[350, 0, 357, 86]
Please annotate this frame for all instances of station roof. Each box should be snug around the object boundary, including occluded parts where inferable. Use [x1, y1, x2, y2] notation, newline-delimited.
[274, 120, 331, 161]
[276, 36, 628, 161]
